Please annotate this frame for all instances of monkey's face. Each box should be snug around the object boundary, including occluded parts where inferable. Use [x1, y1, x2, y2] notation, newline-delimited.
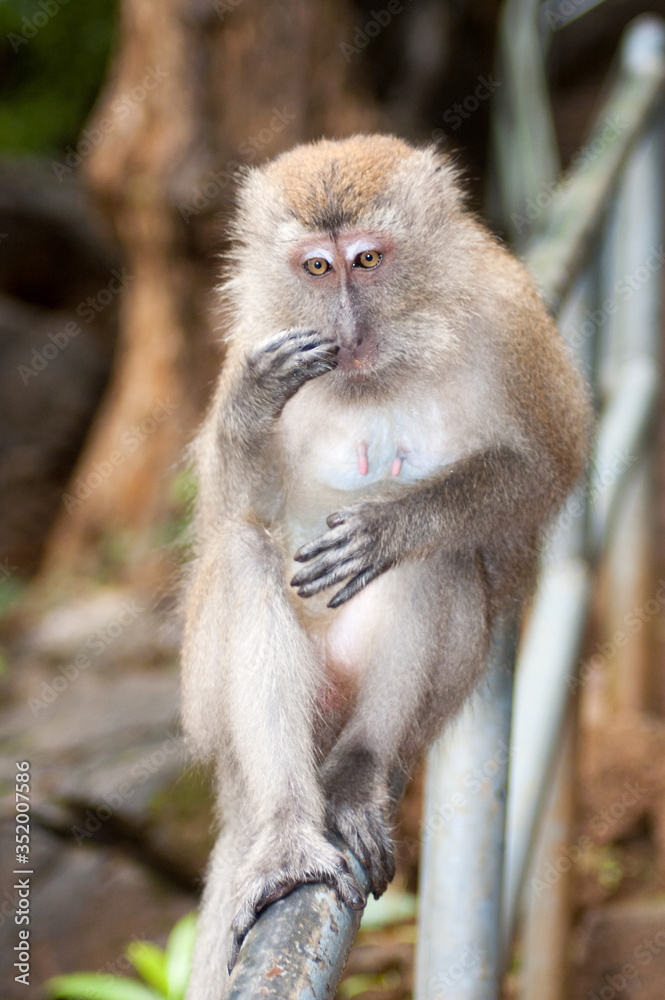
[225, 135, 480, 392]
[288, 227, 397, 381]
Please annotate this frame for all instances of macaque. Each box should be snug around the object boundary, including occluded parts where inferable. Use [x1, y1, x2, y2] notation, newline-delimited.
[181, 134, 590, 997]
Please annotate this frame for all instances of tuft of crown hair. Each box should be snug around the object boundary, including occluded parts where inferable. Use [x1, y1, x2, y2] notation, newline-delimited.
[232, 134, 464, 234]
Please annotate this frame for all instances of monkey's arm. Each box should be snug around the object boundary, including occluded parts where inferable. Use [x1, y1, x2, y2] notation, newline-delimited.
[291, 444, 569, 607]
[196, 328, 338, 520]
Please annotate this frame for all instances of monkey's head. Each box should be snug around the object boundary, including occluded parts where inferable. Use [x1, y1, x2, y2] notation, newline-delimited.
[224, 134, 490, 395]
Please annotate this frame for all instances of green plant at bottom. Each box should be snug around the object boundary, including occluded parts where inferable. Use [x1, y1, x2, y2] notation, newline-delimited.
[46, 913, 196, 1000]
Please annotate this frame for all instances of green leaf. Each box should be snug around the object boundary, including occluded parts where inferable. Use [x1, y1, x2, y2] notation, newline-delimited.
[337, 972, 384, 998]
[337, 969, 402, 997]
[359, 887, 417, 929]
[165, 913, 197, 1000]
[127, 941, 169, 996]
[46, 972, 164, 1000]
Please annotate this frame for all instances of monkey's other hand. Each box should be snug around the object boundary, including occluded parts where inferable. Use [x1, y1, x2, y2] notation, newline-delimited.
[246, 327, 339, 415]
[291, 499, 398, 607]
[227, 834, 366, 972]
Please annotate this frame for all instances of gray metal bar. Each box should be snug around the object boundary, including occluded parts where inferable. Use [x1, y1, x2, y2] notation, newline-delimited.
[415, 625, 516, 1000]
[225, 846, 369, 999]
[503, 14, 665, 977]
[516, 706, 577, 1000]
[508, 266, 598, 989]
[502, 558, 591, 949]
[490, 0, 560, 246]
[591, 357, 660, 550]
[526, 17, 665, 313]
[598, 106, 665, 395]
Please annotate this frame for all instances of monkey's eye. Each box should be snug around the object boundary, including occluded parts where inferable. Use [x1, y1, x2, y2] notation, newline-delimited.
[353, 250, 383, 269]
[304, 257, 331, 276]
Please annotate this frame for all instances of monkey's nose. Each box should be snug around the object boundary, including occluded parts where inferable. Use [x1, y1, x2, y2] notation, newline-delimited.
[337, 329, 364, 352]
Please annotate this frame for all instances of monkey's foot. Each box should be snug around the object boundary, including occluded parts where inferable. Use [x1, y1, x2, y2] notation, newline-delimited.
[327, 800, 396, 898]
[227, 837, 366, 971]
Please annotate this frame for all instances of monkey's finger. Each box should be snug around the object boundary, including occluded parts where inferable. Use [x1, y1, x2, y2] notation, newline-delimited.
[297, 336, 339, 354]
[261, 327, 323, 354]
[293, 525, 353, 562]
[250, 333, 337, 378]
[287, 342, 339, 365]
[292, 555, 367, 598]
[267, 331, 337, 361]
[294, 344, 339, 368]
[326, 505, 373, 529]
[301, 358, 339, 379]
[291, 539, 369, 585]
[328, 567, 378, 608]
[276, 344, 339, 380]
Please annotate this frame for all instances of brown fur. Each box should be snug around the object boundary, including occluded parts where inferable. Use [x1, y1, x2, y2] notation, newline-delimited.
[265, 134, 414, 231]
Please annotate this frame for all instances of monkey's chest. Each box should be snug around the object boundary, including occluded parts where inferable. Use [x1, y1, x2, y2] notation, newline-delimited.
[281, 398, 456, 498]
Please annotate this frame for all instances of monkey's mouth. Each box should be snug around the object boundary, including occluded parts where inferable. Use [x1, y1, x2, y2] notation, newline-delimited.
[337, 341, 377, 377]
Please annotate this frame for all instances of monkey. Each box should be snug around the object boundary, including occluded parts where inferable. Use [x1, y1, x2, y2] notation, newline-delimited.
[180, 134, 591, 998]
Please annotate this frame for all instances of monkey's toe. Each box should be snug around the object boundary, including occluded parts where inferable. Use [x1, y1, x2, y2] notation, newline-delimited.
[328, 802, 396, 898]
[228, 904, 255, 973]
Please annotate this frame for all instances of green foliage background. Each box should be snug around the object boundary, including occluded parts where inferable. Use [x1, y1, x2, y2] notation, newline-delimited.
[0, 0, 118, 155]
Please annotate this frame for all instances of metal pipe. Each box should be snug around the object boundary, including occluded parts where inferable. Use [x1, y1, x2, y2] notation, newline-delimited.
[502, 559, 591, 948]
[502, 13, 665, 976]
[591, 357, 660, 550]
[526, 18, 665, 313]
[502, 266, 598, 980]
[516, 705, 577, 1000]
[490, 0, 559, 245]
[415, 624, 517, 1000]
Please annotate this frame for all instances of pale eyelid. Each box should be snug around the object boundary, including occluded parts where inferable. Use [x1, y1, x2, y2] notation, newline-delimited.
[343, 239, 385, 263]
[299, 249, 334, 267]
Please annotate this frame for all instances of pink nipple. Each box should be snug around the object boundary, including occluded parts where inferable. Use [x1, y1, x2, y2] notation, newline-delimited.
[357, 442, 368, 476]
[391, 449, 404, 477]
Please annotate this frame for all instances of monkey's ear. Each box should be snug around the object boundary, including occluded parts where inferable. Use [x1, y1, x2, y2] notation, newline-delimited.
[425, 145, 469, 208]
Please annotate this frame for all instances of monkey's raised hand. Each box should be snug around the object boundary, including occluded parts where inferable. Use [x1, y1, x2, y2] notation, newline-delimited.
[291, 498, 400, 608]
[245, 327, 339, 416]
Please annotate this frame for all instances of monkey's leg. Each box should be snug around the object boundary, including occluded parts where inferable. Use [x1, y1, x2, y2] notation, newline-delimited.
[182, 522, 365, 974]
[321, 551, 489, 897]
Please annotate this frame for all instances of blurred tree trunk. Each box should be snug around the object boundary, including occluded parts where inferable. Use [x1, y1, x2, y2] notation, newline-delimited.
[42, 0, 380, 580]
